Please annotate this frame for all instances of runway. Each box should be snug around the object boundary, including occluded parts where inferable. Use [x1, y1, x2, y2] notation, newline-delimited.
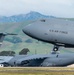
[0, 67, 74, 75]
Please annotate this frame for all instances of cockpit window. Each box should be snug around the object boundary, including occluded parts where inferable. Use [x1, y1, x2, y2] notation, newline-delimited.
[40, 19, 46, 22]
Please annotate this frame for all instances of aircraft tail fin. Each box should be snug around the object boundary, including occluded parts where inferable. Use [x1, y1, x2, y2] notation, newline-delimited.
[0, 33, 17, 46]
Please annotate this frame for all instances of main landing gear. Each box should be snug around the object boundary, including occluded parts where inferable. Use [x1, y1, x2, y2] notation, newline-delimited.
[51, 45, 60, 54]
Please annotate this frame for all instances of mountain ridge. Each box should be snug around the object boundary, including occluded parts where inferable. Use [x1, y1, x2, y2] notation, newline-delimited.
[0, 11, 55, 22]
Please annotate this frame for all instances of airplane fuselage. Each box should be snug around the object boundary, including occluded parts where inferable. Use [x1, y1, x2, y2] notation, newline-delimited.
[22, 18, 74, 67]
[8, 53, 74, 67]
[23, 18, 74, 48]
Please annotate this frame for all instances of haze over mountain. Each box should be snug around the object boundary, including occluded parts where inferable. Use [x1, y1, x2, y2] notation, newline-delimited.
[0, 11, 55, 22]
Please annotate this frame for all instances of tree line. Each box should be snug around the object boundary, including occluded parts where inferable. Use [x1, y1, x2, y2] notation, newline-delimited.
[0, 48, 29, 56]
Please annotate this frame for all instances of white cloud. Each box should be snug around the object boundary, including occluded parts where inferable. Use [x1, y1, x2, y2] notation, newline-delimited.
[0, 0, 74, 17]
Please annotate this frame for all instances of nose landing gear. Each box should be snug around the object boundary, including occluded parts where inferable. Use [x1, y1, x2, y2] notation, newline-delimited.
[51, 45, 60, 54]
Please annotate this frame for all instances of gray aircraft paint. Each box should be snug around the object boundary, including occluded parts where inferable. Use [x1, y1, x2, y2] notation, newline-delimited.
[21, 18, 74, 67]
[8, 55, 28, 66]
[8, 53, 74, 67]
[23, 18, 74, 47]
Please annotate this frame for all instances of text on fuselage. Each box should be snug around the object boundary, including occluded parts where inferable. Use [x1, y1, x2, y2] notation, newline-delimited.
[49, 30, 68, 34]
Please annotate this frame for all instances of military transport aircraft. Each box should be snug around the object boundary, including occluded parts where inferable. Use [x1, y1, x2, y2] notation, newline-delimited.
[22, 18, 74, 53]
[7, 53, 74, 67]
[20, 18, 74, 67]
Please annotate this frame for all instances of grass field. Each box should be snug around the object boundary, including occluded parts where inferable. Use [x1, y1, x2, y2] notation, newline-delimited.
[0, 67, 74, 75]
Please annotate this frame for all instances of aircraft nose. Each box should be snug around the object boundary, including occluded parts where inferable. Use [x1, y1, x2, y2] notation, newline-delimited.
[22, 23, 33, 36]
[22, 25, 30, 35]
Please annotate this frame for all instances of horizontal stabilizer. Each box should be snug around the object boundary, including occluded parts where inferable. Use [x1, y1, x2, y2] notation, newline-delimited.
[3, 33, 17, 36]
[0, 33, 17, 36]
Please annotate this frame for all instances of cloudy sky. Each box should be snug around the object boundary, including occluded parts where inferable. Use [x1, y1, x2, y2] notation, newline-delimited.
[0, 0, 74, 18]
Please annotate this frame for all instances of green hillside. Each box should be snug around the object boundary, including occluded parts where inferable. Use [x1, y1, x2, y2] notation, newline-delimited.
[0, 20, 74, 54]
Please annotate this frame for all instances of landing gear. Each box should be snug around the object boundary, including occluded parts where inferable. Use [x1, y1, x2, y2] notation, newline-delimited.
[51, 45, 60, 54]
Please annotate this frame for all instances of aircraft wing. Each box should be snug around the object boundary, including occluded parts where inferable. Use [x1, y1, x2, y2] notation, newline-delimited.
[4, 33, 17, 35]
[16, 54, 50, 66]
[18, 54, 49, 61]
